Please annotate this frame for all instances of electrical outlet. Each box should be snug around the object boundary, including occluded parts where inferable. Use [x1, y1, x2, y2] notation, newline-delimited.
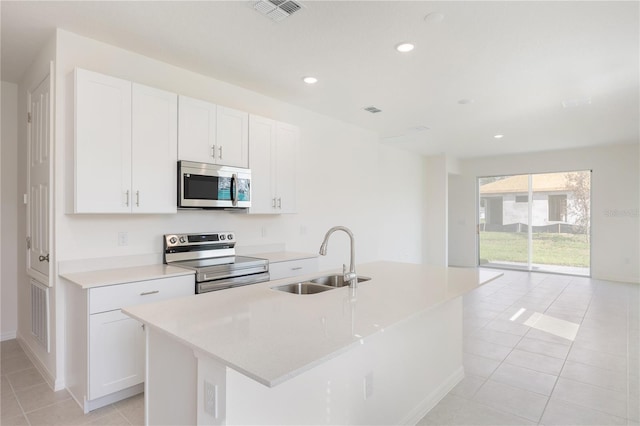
[364, 372, 374, 400]
[118, 232, 128, 246]
[204, 380, 217, 417]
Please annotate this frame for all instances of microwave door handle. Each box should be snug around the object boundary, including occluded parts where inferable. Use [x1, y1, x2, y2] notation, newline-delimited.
[231, 173, 239, 207]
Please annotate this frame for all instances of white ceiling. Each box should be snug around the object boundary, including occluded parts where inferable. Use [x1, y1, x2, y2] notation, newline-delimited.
[2, 1, 638, 158]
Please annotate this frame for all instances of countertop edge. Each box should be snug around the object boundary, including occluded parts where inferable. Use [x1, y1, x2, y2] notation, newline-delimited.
[61, 265, 195, 289]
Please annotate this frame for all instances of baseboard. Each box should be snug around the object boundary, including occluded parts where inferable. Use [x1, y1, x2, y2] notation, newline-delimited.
[16, 332, 64, 391]
[84, 383, 144, 414]
[1, 330, 17, 341]
[399, 366, 465, 425]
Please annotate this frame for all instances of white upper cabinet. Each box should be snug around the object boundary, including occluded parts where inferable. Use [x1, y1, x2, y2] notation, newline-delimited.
[274, 122, 298, 213]
[248, 115, 275, 213]
[177, 96, 216, 163]
[248, 115, 298, 214]
[178, 96, 249, 168]
[74, 68, 177, 214]
[131, 84, 177, 213]
[216, 106, 249, 168]
[75, 69, 132, 213]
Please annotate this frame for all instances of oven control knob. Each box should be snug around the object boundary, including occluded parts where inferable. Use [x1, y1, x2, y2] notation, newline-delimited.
[179, 236, 187, 244]
[220, 234, 226, 241]
[169, 236, 178, 245]
[227, 234, 233, 240]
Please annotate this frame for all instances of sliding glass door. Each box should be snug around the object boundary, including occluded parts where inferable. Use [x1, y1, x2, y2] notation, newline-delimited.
[478, 171, 590, 276]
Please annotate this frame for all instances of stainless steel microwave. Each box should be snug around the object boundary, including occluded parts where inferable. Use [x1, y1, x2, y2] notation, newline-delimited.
[178, 161, 251, 209]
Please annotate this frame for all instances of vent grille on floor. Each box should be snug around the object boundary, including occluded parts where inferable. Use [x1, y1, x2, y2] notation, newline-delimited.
[364, 106, 382, 114]
[254, 0, 303, 22]
[31, 279, 50, 353]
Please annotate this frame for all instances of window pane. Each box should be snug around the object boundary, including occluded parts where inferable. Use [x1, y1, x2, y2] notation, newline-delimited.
[478, 171, 591, 276]
[531, 171, 590, 275]
[478, 175, 529, 269]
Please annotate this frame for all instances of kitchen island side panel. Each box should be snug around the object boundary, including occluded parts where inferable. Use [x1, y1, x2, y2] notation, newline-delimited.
[146, 328, 197, 425]
[196, 297, 464, 425]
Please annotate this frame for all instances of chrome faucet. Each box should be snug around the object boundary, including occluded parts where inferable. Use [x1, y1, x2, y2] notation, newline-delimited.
[319, 226, 357, 288]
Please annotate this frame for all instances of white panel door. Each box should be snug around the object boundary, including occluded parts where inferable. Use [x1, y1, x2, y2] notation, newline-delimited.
[274, 122, 298, 214]
[248, 115, 276, 213]
[28, 74, 52, 280]
[216, 106, 248, 168]
[177, 95, 216, 163]
[75, 69, 132, 213]
[89, 310, 145, 400]
[131, 84, 178, 214]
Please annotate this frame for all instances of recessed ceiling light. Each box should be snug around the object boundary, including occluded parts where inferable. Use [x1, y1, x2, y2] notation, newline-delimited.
[302, 76, 318, 85]
[395, 42, 415, 53]
[424, 12, 445, 23]
[457, 98, 474, 105]
[494, 134, 504, 139]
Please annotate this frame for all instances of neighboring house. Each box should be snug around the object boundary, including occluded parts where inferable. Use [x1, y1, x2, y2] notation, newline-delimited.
[479, 173, 586, 229]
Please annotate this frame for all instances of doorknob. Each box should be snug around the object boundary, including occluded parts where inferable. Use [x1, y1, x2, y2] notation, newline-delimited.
[38, 254, 49, 262]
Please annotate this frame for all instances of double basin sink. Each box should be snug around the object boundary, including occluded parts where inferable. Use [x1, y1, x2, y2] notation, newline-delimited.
[273, 274, 371, 295]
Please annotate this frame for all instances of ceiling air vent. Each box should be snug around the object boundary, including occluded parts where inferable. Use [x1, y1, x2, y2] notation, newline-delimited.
[364, 106, 382, 114]
[254, 0, 303, 22]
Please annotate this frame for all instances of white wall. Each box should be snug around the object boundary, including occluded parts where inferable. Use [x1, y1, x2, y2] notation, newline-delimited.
[448, 173, 476, 267]
[54, 30, 423, 267]
[1, 81, 19, 340]
[47, 30, 424, 386]
[448, 144, 640, 283]
[423, 155, 448, 266]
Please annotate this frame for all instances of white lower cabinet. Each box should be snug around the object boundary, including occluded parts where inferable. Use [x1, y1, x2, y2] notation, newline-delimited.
[89, 310, 145, 400]
[269, 257, 318, 281]
[65, 273, 194, 413]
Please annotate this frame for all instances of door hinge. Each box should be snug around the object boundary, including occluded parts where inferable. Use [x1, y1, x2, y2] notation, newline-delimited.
[26, 236, 31, 250]
[27, 112, 32, 124]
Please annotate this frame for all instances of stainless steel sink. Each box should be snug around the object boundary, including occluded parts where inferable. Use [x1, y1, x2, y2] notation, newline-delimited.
[272, 282, 335, 295]
[309, 275, 371, 288]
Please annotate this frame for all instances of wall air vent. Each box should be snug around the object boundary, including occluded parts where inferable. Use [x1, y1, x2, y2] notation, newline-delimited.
[364, 106, 382, 114]
[254, 0, 303, 22]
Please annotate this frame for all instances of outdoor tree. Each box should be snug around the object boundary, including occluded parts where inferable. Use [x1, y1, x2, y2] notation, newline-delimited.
[565, 171, 591, 241]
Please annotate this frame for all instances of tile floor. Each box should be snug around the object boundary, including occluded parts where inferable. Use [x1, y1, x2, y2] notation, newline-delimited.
[0, 339, 143, 426]
[420, 270, 640, 426]
[1, 270, 638, 425]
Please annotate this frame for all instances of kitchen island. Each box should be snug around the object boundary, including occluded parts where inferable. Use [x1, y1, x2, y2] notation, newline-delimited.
[123, 262, 501, 425]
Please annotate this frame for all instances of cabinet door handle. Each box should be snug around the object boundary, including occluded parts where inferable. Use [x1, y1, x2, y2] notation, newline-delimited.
[218, 146, 223, 159]
[291, 266, 303, 271]
[136, 190, 140, 207]
[140, 290, 159, 296]
[277, 198, 282, 208]
[211, 146, 216, 159]
[272, 198, 276, 208]
[125, 190, 130, 207]
[141, 324, 146, 331]
[38, 254, 50, 262]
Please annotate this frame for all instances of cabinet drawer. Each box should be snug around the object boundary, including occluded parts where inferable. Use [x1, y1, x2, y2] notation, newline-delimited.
[269, 258, 318, 281]
[89, 275, 194, 314]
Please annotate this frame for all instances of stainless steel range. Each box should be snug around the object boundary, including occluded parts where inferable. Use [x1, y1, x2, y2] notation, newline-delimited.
[163, 232, 269, 293]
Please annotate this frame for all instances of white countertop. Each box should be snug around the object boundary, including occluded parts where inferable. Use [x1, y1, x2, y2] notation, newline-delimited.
[61, 264, 194, 289]
[59, 251, 316, 289]
[247, 251, 318, 263]
[123, 262, 501, 387]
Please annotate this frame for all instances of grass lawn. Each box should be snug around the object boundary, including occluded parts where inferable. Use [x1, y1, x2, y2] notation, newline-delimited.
[479, 231, 590, 267]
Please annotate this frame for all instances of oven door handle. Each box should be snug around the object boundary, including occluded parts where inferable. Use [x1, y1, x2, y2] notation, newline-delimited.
[231, 173, 239, 207]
